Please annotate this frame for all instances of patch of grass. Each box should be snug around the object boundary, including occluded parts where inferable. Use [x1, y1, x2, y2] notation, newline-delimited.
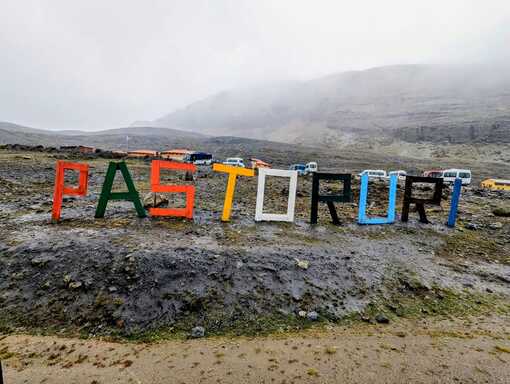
[346, 280, 510, 326]
[436, 230, 510, 264]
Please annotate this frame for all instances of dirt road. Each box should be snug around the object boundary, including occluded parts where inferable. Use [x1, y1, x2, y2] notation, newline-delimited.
[2, 315, 510, 384]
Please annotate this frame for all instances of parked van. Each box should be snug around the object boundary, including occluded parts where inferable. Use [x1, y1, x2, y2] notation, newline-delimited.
[184, 152, 213, 165]
[305, 162, 318, 175]
[480, 179, 510, 191]
[388, 170, 407, 180]
[441, 169, 472, 185]
[359, 169, 387, 179]
[223, 157, 245, 167]
[289, 164, 306, 176]
[423, 169, 444, 178]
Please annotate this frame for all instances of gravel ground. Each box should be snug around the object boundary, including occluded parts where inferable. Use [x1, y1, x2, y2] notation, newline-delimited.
[0, 149, 509, 337]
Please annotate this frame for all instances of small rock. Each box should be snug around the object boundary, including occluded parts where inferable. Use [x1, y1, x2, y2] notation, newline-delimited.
[69, 281, 82, 289]
[295, 258, 309, 270]
[489, 222, 503, 230]
[298, 310, 307, 318]
[375, 313, 390, 324]
[465, 222, 479, 230]
[31, 257, 50, 267]
[143, 192, 168, 208]
[191, 326, 205, 338]
[307, 311, 319, 321]
[108, 286, 118, 292]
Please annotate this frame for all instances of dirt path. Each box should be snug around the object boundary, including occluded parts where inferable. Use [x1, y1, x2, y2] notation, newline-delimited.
[2, 315, 510, 384]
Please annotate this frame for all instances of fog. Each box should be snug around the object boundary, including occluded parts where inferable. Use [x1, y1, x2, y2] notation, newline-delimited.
[1, 0, 509, 131]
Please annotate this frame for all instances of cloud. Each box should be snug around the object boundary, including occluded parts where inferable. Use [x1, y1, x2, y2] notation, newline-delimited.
[0, 0, 509, 130]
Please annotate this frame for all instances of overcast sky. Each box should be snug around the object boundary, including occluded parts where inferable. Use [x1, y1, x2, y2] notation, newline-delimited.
[1, 0, 509, 131]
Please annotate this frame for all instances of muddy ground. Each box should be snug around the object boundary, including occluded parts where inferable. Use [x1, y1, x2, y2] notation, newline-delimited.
[0, 149, 509, 339]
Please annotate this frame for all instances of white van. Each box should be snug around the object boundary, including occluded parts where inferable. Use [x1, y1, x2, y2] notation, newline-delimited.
[388, 170, 407, 180]
[305, 162, 318, 175]
[441, 169, 472, 185]
[359, 169, 387, 179]
[223, 157, 245, 167]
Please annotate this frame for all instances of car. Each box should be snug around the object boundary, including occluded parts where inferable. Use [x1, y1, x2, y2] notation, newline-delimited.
[223, 157, 245, 167]
[388, 170, 407, 180]
[441, 169, 472, 185]
[305, 162, 318, 175]
[289, 164, 306, 176]
[359, 169, 387, 179]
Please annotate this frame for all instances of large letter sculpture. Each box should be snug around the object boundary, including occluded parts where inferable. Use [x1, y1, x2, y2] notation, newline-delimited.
[358, 173, 397, 225]
[213, 164, 254, 222]
[401, 176, 443, 223]
[95, 161, 146, 218]
[150, 160, 196, 219]
[255, 168, 298, 222]
[52, 161, 89, 221]
[311, 173, 352, 225]
[447, 178, 462, 228]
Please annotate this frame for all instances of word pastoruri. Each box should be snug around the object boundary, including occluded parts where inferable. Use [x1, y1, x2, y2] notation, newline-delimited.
[52, 160, 462, 227]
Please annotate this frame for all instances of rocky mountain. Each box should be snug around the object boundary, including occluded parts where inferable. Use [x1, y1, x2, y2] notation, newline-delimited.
[149, 64, 510, 146]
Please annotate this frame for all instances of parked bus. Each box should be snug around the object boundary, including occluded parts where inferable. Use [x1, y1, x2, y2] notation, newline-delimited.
[480, 179, 510, 191]
[184, 152, 213, 165]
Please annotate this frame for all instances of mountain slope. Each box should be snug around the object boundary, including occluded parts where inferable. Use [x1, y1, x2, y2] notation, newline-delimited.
[151, 64, 510, 145]
[0, 124, 207, 150]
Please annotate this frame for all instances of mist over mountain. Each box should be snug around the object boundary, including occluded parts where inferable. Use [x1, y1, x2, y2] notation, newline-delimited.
[145, 64, 510, 146]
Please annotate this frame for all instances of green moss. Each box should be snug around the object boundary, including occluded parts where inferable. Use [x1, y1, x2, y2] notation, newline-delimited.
[345, 285, 510, 326]
[436, 230, 510, 264]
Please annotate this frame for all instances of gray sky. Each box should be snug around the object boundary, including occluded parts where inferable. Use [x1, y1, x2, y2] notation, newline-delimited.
[1, 0, 509, 131]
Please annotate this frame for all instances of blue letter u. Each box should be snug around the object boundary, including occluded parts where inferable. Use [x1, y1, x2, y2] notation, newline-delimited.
[358, 174, 397, 225]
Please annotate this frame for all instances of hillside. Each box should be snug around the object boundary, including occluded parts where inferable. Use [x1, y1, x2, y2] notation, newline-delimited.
[149, 64, 510, 146]
[0, 124, 207, 150]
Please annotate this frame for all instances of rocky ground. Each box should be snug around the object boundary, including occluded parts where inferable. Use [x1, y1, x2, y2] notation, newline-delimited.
[0, 148, 509, 340]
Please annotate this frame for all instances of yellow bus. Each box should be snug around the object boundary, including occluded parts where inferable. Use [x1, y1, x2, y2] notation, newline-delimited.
[480, 179, 510, 191]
